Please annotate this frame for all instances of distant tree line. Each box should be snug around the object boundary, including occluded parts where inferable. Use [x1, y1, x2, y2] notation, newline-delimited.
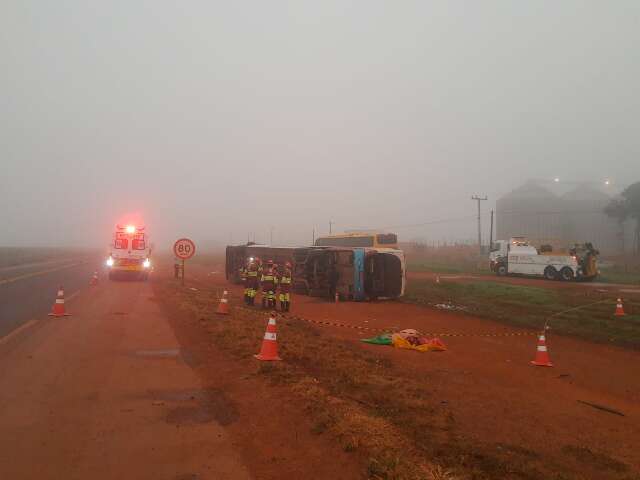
[605, 181, 640, 255]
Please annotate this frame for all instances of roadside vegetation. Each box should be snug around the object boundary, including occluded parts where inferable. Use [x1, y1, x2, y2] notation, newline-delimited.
[404, 279, 640, 349]
[403, 243, 640, 285]
[155, 275, 636, 479]
[598, 264, 640, 285]
[0, 247, 97, 269]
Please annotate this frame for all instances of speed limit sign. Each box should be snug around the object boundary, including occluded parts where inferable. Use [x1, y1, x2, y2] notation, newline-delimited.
[174, 238, 196, 259]
[174, 238, 195, 286]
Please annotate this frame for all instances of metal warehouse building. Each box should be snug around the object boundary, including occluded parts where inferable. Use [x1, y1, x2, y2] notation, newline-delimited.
[496, 181, 629, 254]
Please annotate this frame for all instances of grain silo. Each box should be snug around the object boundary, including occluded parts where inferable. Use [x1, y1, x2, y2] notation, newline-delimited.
[561, 185, 618, 253]
[496, 181, 565, 247]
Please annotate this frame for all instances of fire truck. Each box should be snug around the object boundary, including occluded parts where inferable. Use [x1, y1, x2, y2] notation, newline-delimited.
[106, 225, 152, 280]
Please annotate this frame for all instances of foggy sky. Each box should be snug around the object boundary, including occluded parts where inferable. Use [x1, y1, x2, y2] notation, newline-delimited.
[2, 1, 638, 249]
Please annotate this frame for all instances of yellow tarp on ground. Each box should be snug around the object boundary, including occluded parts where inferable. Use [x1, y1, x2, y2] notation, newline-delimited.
[391, 334, 447, 352]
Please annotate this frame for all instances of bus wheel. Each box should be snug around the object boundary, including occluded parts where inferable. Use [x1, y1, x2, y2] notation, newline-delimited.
[559, 267, 574, 281]
[544, 267, 558, 281]
[496, 264, 508, 276]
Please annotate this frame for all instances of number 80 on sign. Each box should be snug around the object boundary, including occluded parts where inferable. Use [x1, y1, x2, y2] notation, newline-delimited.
[173, 238, 196, 260]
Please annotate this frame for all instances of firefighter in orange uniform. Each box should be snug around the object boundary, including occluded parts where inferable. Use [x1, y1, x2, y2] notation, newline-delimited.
[260, 259, 277, 309]
[278, 261, 293, 312]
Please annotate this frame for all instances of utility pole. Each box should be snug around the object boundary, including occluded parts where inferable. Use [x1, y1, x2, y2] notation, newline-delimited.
[489, 209, 494, 251]
[471, 195, 488, 254]
[329, 221, 334, 235]
[312, 228, 315, 245]
[270, 226, 273, 245]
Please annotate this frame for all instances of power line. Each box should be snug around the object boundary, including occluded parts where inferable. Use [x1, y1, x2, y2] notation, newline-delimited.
[348, 215, 477, 231]
[498, 210, 609, 215]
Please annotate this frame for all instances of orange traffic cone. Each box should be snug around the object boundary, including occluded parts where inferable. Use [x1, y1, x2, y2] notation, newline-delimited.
[89, 271, 98, 286]
[530, 332, 552, 367]
[335, 291, 339, 304]
[614, 298, 626, 317]
[436, 275, 441, 284]
[216, 290, 230, 315]
[254, 314, 281, 361]
[48, 286, 71, 317]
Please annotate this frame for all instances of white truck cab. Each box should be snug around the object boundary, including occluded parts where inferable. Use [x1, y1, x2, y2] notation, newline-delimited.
[489, 237, 598, 281]
[106, 224, 152, 280]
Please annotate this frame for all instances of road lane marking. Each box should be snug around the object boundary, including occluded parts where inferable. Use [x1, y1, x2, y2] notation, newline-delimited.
[0, 288, 81, 346]
[0, 319, 39, 345]
[66, 290, 82, 302]
[0, 262, 85, 286]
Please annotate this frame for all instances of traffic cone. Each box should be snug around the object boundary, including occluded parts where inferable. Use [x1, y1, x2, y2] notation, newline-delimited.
[48, 286, 71, 317]
[254, 314, 281, 361]
[89, 271, 98, 286]
[614, 298, 626, 317]
[530, 332, 552, 367]
[335, 291, 339, 304]
[216, 290, 230, 315]
[436, 275, 441, 284]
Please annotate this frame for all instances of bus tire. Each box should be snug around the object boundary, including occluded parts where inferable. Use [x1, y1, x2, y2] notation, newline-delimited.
[559, 267, 574, 281]
[496, 264, 508, 276]
[544, 266, 558, 281]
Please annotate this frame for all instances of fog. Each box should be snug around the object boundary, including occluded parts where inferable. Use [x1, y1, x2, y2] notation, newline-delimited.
[2, 1, 638, 249]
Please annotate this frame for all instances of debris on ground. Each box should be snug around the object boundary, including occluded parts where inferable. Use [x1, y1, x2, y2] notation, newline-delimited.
[433, 302, 467, 311]
[361, 329, 446, 352]
[392, 329, 447, 352]
[360, 334, 392, 345]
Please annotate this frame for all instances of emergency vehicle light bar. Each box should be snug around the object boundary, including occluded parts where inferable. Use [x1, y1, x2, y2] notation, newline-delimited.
[116, 224, 145, 232]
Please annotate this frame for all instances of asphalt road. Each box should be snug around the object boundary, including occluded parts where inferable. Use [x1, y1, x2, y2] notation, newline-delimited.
[0, 269, 251, 479]
[0, 256, 103, 337]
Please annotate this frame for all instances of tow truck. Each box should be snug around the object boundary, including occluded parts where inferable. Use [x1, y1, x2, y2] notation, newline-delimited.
[489, 237, 598, 281]
[106, 224, 152, 280]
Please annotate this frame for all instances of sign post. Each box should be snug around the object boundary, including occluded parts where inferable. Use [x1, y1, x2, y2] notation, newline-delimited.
[173, 238, 196, 286]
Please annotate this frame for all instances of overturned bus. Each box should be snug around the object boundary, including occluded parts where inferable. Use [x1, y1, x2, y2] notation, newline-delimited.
[225, 244, 405, 301]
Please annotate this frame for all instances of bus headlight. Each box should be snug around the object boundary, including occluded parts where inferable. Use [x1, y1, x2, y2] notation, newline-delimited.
[106, 257, 114, 267]
[143, 259, 151, 268]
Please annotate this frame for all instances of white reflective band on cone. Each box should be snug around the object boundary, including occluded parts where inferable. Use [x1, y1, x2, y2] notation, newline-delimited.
[264, 332, 277, 341]
[268, 318, 276, 325]
[56, 299, 64, 304]
[538, 346, 547, 352]
[221, 298, 228, 303]
[539, 336, 545, 341]
[58, 291, 64, 296]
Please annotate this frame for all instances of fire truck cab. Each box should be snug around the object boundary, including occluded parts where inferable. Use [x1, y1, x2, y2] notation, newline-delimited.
[106, 225, 152, 280]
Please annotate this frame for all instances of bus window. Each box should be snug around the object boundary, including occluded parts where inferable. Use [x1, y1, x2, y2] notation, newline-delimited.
[376, 233, 397, 246]
[315, 236, 374, 247]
